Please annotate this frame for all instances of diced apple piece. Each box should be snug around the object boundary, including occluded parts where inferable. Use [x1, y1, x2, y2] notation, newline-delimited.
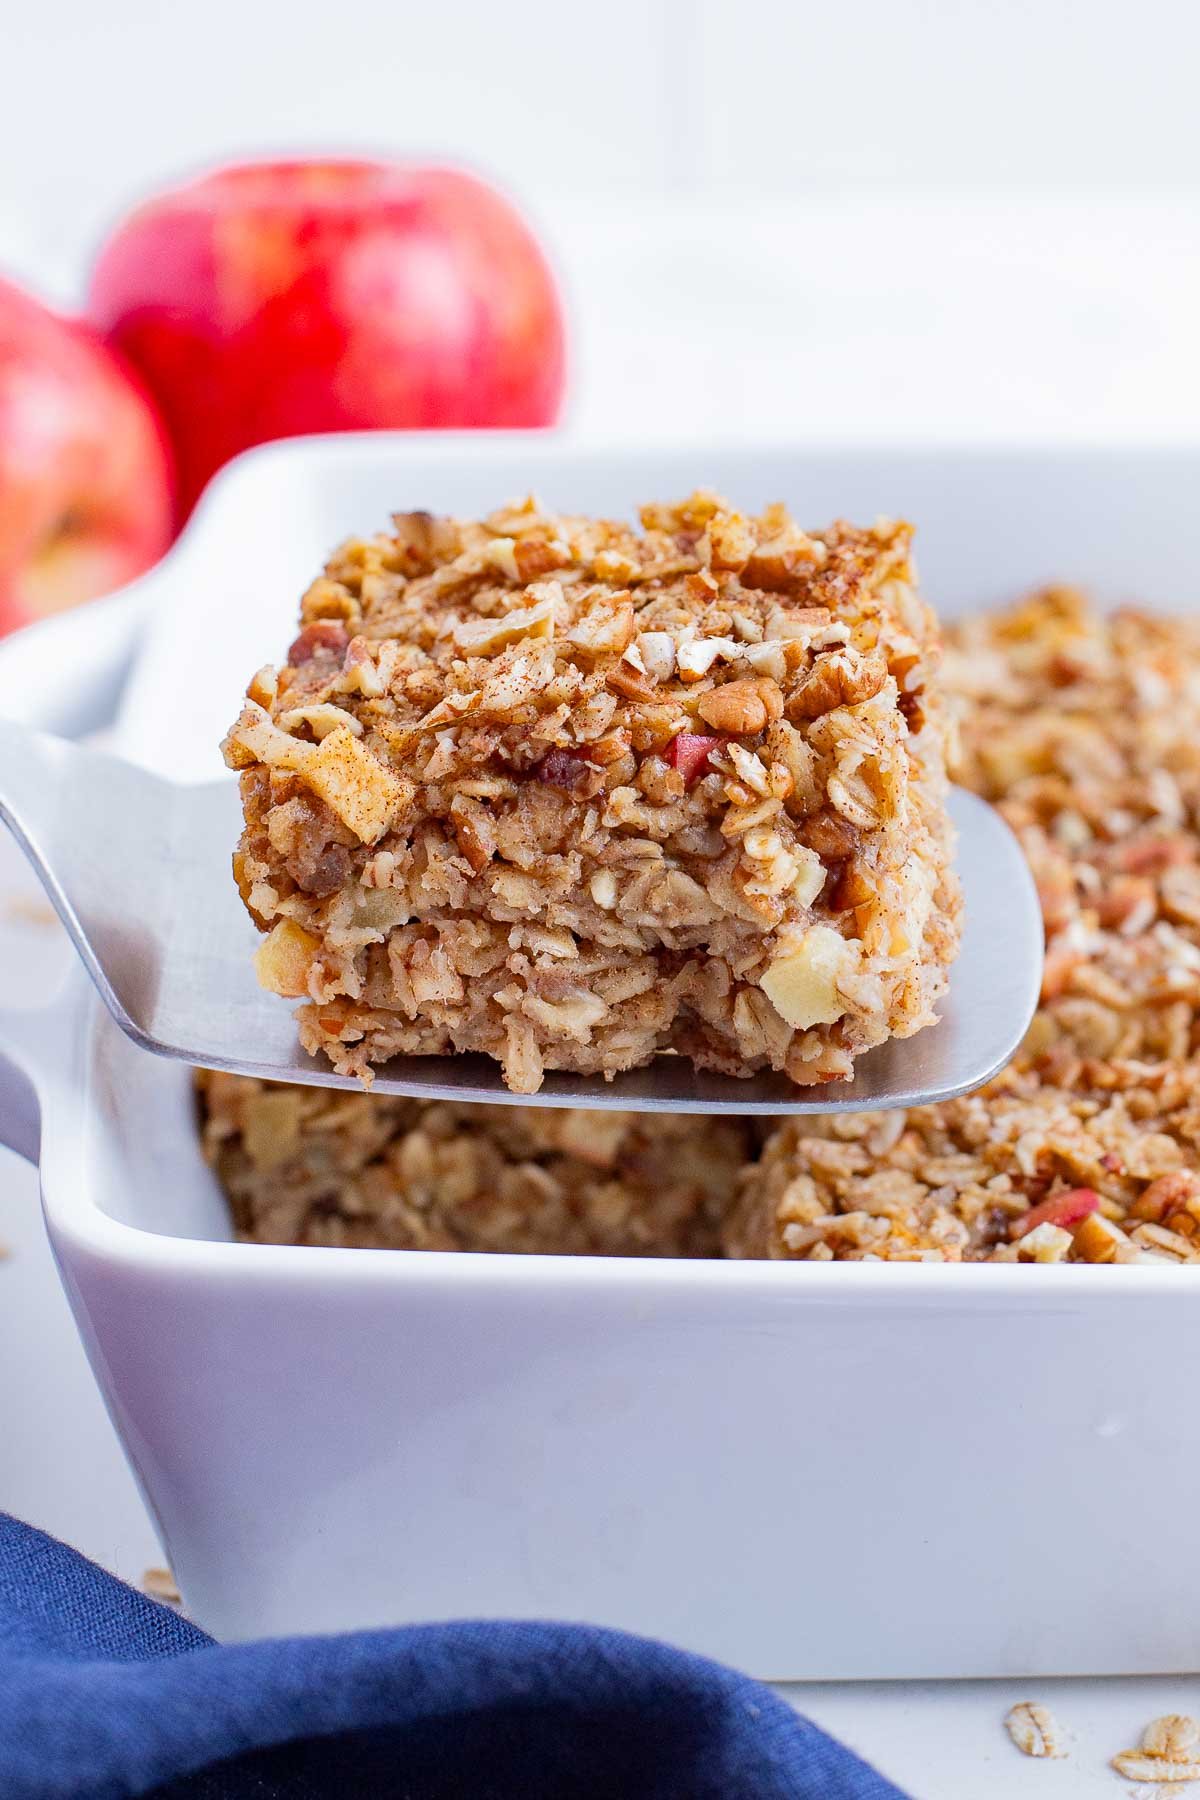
[791, 848, 827, 909]
[667, 732, 722, 785]
[303, 726, 411, 845]
[451, 591, 559, 655]
[254, 919, 321, 997]
[759, 925, 854, 1029]
[1071, 1211, 1129, 1263]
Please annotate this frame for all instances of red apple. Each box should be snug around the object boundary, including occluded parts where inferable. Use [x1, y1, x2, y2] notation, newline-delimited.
[0, 277, 175, 633]
[88, 159, 568, 517]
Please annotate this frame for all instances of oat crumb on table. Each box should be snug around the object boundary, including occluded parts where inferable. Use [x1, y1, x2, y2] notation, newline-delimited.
[222, 491, 960, 1096]
[140, 1567, 182, 1607]
[0, 893, 58, 929]
[1005, 1701, 1069, 1759]
[1113, 1714, 1200, 1789]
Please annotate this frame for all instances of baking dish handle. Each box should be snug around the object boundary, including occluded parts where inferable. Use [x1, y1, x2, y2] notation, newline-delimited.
[0, 588, 142, 1160]
[0, 584, 146, 738]
[0, 1042, 39, 1164]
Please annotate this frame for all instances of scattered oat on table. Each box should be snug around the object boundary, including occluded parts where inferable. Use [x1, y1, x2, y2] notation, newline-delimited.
[1114, 1759, 1200, 1786]
[0, 893, 58, 929]
[1005, 1700, 1068, 1758]
[1113, 1714, 1200, 1787]
[1141, 1720, 1200, 1763]
[140, 1566, 182, 1607]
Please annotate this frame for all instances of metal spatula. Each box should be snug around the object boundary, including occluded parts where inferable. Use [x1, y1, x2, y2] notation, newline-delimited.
[0, 719, 1042, 1114]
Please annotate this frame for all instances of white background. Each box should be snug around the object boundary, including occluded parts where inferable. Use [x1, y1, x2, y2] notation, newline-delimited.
[3, 0, 1200, 445]
[3, 1, 1200, 1792]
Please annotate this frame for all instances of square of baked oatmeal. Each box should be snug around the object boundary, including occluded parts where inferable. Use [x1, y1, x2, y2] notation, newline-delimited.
[223, 491, 961, 1094]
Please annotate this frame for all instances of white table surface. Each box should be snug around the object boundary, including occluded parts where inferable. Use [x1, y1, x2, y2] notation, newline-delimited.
[3, 191, 1200, 1788]
[1, 840, 1196, 1798]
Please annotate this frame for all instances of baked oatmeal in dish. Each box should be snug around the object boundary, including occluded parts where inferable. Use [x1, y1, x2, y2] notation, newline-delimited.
[206, 591, 1200, 1265]
[222, 492, 961, 1095]
[197, 1070, 748, 1257]
[725, 589, 1200, 1265]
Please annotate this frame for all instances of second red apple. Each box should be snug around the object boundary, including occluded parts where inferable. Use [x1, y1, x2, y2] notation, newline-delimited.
[88, 160, 568, 515]
[0, 276, 174, 633]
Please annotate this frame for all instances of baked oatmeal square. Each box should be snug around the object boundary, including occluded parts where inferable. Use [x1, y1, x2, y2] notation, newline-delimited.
[222, 491, 961, 1094]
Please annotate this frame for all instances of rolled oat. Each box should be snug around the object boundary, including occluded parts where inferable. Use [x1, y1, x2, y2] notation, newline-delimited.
[1005, 1700, 1068, 1759]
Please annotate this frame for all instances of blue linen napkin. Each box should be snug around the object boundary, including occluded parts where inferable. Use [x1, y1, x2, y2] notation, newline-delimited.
[0, 1512, 908, 1800]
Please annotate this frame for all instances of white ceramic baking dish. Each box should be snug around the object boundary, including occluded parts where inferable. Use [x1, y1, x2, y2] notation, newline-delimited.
[2, 437, 1199, 1680]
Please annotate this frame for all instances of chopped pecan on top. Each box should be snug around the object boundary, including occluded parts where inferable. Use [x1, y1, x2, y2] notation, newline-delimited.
[534, 747, 593, 792]
[786, 648, 888, 721]
[696, 677, 784, 735]
[798, 811, 861, 862]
